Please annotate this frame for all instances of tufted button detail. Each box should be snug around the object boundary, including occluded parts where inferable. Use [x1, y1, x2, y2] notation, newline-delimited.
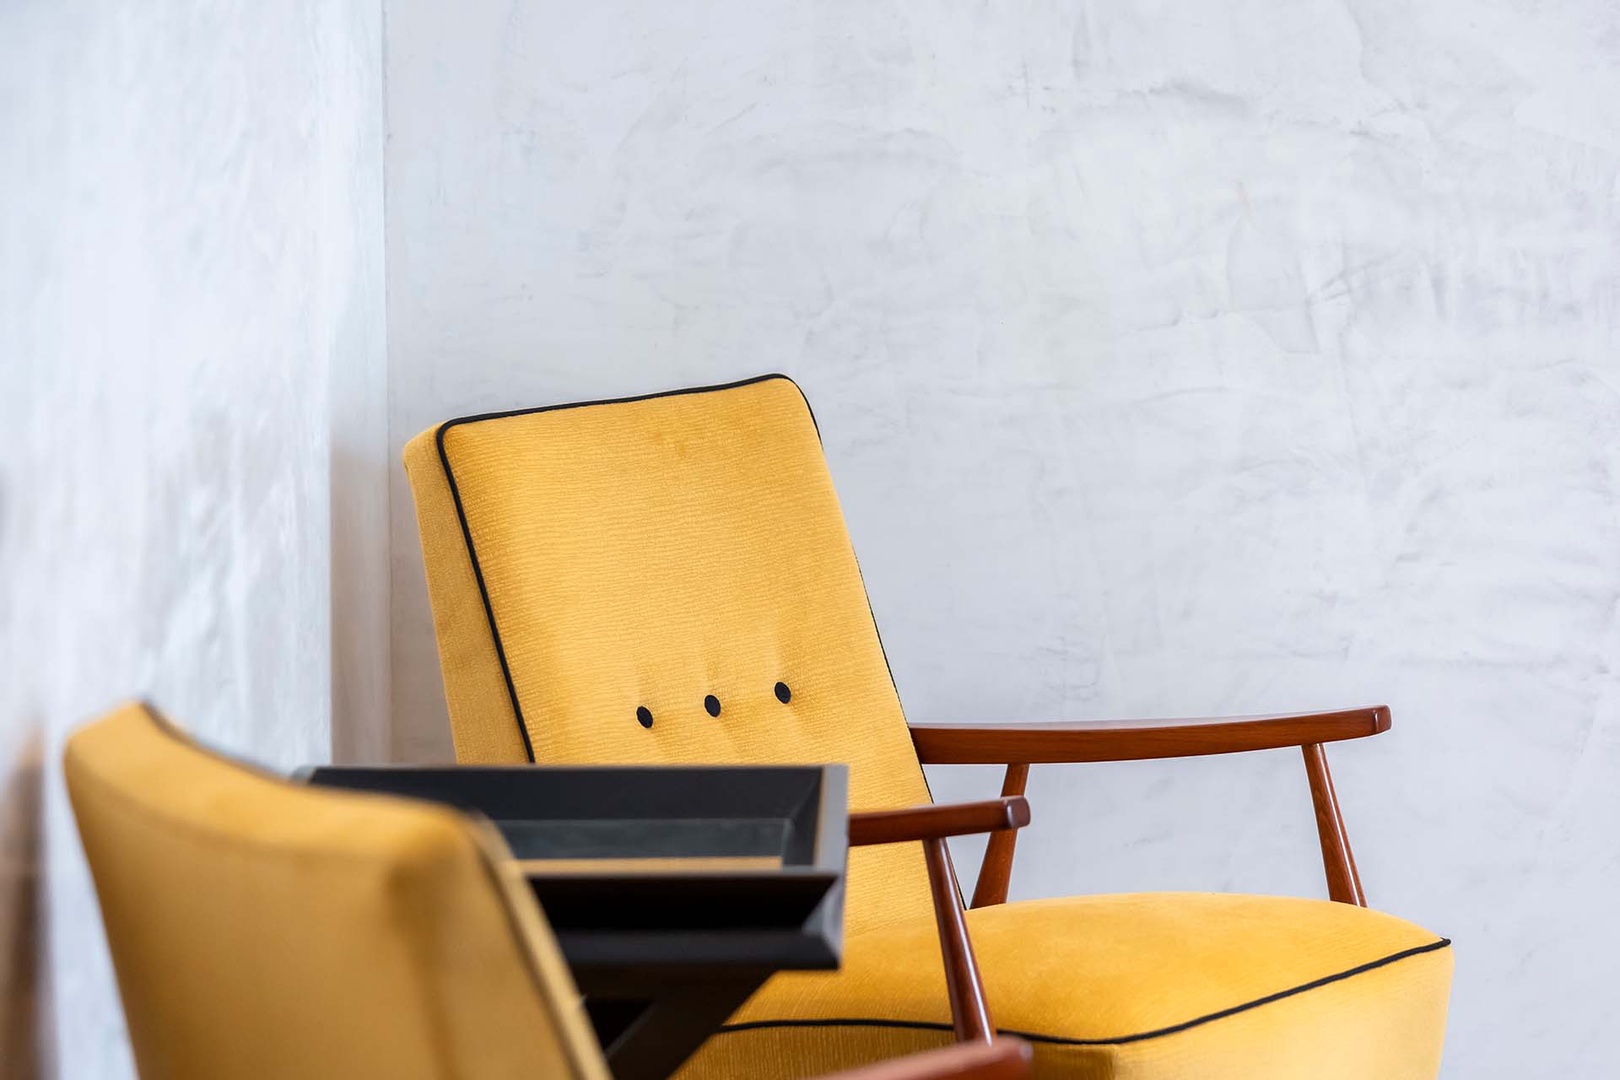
[774, 682, 792, 704]
[636, 706, 654, 728]
[704, 694, 721, 717]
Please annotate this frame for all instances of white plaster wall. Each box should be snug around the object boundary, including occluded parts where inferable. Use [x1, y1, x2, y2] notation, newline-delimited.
[385, 1, 1620, 1074]
[0, 0, 386, 1074]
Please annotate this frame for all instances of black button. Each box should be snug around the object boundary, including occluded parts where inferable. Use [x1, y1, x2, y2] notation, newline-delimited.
[704, 695, 721, 717]
[774, 682, 792, 703]
[636, 706, 654, 728]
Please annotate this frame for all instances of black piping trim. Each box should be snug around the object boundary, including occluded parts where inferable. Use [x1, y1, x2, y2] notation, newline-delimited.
[713, 937, 1452, 1048]
[435, 412, 539, 763]
[434, 372, 896, 764]
[785, 387, 929, 803]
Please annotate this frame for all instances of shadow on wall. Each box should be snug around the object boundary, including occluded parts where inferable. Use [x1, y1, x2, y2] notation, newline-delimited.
[330, 443, 392, 767]
[0, 728, 46, 1080]
[1, 466, 51, 1078]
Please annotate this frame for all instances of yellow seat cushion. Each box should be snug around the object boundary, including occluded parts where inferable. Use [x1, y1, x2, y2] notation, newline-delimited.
[686, 893, 1452, 1080]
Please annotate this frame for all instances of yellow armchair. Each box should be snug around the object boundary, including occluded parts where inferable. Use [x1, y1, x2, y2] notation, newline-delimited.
[65, 702, 1033, 1080]
[403, 375, 1452, 1080]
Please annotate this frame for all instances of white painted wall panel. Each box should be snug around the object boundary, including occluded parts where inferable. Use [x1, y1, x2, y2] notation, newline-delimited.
[383, 2, 1620, 1074]
[0, 0, 385, 1074]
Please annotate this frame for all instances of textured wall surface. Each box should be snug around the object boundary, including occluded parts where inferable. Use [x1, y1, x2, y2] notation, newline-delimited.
[385, 1, 1620, 1074]
[0, 0, 385, 1074]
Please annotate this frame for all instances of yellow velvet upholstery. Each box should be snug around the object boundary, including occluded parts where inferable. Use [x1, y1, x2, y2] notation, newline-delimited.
[404, 374, 1453, 1079]
[65, 703, 608, 1080]
[701, 894, 1452, 1080]
[405, 376, 934, 937]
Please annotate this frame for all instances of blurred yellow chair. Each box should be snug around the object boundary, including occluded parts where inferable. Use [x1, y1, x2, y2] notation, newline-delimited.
[65, 702, 1031, 1080]
[403, 375, 1452, 1079]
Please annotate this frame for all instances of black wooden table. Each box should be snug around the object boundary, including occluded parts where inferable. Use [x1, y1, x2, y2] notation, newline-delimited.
[302, 764, 849, 1080]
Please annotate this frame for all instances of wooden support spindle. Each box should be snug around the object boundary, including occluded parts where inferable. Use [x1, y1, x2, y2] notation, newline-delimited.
[1301, 743, 1366, 906]
[923, 837, 995, 1043]
[970, 764, 1028, 909]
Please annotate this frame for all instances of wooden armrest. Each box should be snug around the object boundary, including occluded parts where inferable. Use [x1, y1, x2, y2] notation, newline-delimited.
[817, 1039, 1032, 1080]
[909, 706, 1390, 764]
[846, 799, 1031, 1046]
[920, 709, 1387, 913]
[848, 797, 1031, 847]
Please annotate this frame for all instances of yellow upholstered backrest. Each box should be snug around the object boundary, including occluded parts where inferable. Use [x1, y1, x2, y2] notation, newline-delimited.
[64, 703, 608, 1080]
[404, 375, 934, 933]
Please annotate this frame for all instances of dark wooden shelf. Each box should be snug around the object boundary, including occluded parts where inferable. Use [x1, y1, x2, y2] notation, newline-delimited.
[301, 763, 850, 1080]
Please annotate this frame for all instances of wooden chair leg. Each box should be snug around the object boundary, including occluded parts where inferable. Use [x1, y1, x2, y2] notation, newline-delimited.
[970, 764, 1028, 909]
[923, 837, 995, 1043]
[1301, 743, 1366, 906]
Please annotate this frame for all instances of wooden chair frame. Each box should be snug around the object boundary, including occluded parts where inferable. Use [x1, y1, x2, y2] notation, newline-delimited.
[849, 796, 1032, 1043]
[849, 705, 1387, 1043]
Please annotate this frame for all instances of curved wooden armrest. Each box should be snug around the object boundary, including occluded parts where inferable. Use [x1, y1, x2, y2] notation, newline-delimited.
[818, 1039, 1032, 1080]
[916, 708, 1387, 913]
[909, 706, 1390, 764]
[848, 797, 1031, 847]
[846, 798, 1031, 1047]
